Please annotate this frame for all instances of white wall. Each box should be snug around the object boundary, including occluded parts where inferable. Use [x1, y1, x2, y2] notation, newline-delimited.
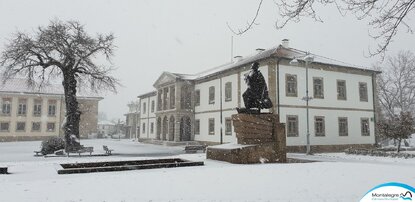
[279, 64, 374, 110]
[280, 108, 375, 146]
[139, 94, 157, 139]
[194, 72, 242, 143]
[278, 64, 376, 146]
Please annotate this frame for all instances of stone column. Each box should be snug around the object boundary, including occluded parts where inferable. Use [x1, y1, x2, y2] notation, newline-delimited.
[237, 71, 241, 108]
[267, 62, 277, 114]
[174, 115, 181, 141]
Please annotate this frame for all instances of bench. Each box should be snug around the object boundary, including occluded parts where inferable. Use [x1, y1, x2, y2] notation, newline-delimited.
[34, 151, 43, 156]
[184, 145, 207, 154]
[103, 145, 114, 155]
[0, 167, 8, 174]
[67, 146, 94, 157]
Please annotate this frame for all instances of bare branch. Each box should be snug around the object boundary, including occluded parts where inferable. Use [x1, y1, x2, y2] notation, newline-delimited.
[233, 0, 415, 56]
[0, 19, 119, 150]
[227, 0, 264, 35]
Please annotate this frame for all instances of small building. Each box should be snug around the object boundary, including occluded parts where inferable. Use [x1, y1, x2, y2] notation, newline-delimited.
[97, 120, 116, 138]
[137, 91, 157, 140]
[0, 77, 102, 141]
[124, 101, 140, 139]
[136, 40, 380, 152]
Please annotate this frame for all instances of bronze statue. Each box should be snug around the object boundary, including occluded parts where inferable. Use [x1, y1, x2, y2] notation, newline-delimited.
[238, 62, 273, 114]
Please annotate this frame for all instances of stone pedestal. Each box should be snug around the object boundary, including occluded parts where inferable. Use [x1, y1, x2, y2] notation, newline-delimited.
[207, 114, 286, 164]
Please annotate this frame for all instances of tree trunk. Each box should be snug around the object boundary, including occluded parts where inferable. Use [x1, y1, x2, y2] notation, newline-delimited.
[397, 138, 402, 153]
[62, 71, 81, 151]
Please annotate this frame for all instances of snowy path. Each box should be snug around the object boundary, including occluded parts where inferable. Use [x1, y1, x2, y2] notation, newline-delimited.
[0, 140, 414, 202]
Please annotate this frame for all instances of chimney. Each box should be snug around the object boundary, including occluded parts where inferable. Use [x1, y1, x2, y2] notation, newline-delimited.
[234, 56, 243, 62]
[256, 48, 265, 54]
[282, 39, 289, 48]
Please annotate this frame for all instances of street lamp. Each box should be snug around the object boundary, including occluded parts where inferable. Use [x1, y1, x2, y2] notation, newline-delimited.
[290, 54, 314, 155]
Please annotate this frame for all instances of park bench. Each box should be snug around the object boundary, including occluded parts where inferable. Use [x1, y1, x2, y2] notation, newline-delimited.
[34, 151, 43, 156]
[103, 145, 114, 155]
[0, 167, 8, 174]
[184, 145, 207, 154]
[67, 146, 94, 157]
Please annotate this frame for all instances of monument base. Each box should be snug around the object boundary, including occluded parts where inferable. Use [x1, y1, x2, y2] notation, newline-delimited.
[207, 143, 284, 164]
[206, 114, 287, 164]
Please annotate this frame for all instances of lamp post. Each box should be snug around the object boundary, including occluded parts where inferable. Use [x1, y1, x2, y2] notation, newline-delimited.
[290, 55, 314, 155]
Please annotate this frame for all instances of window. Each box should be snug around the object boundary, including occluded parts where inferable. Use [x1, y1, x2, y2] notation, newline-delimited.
[170, 86, 175, 109]
[313, 77, 324, 99]
[142, 102, 146, 114]
[33, 99, 42, 116]
[150, 122, 154, 134]
[1, 98, 11, 115]
[195, 90, 200, 106]
[314, 116, 325, 136]
[286, 74, 297, 97]
[151, 100, 155, 113]
[195, 119, 200, 135]
[47, 122, 55, 132]
[337, 80, 347, 100]
[361, 118, 370, 136]
[17, 99, 27, 116]
[142, 123, 146, 134]
[359, 82, 368, 102]
[16, 122, 26, 132]
[48, 100, 56, 116]
[286, 115, 299, 137]
[0, 122, 9, 132]
[225, 82, 232, 102]
[32, 122, 41, 131]
[208, 118, 215, 135]
[225, 118, 232, 135]
[209, 86, 215, 104]
[338, 117, 348, 136]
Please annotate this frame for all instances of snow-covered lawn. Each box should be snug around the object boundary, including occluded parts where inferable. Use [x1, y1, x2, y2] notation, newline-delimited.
[0, 140, 414, 202]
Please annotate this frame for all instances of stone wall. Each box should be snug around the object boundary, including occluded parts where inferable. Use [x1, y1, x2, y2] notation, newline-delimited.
[78, 99, 100, 138]
[287, 144, 374, 153]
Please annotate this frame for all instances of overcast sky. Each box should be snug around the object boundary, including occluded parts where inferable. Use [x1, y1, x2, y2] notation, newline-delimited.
[0, 0, 414, 120]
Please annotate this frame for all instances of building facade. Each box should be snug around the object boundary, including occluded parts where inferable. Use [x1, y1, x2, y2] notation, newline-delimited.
[124, 101, 140, 139]
[0, 78, 102, 141]
[137, 40, 380, 152]
[138, 91, 157, 140]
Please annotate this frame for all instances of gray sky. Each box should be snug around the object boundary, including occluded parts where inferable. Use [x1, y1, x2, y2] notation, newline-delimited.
[0, 0, 414, 120]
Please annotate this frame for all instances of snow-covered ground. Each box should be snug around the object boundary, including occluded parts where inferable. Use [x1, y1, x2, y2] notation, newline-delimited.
[0, 139, 414, 202]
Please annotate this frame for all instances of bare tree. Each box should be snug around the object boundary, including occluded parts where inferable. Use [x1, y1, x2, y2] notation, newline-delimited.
[376, 51, 415, 116]
[376, 50, 415, 150]
[0, 19, 118, 151]
[229, 0, 415, 56]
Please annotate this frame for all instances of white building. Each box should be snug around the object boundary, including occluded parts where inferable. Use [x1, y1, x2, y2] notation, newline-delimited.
[137, 40, 380, 152]
[137, 91, 157, 140]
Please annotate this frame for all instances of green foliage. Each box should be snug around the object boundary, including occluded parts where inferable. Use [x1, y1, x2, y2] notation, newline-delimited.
[378, 111, 415, 152]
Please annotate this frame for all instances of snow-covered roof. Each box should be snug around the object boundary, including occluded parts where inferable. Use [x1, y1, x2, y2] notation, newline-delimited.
[167, 44, 379, 81]
[98, 120, 115, 125]
[280, 47, 380, 73]
[137, 91, 157, 98]
[0, 77, 103, 99]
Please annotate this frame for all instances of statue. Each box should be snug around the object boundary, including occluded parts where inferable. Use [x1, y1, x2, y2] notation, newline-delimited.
[238, 62, 273, 114]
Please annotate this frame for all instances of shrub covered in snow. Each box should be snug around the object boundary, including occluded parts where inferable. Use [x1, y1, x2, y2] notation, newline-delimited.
[40, 137, 65, 155]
